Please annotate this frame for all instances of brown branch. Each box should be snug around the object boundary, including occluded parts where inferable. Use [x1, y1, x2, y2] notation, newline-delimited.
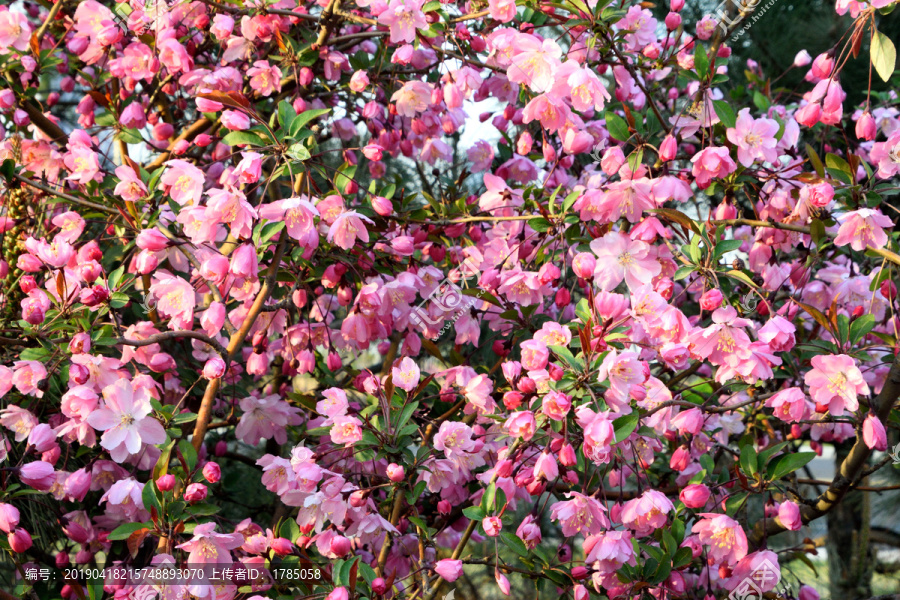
[190, 235, 289, 451]
[14, 173, 117, 215]
[748, 352, 900, 547]
[712, 218, 900, 267]
[116, 330, 227, 357]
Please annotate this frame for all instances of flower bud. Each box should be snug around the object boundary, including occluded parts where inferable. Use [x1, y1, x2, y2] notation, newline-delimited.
[184, 483, 208, 502]
[156, 474, 176, 492]
[202, 462, 221, 483]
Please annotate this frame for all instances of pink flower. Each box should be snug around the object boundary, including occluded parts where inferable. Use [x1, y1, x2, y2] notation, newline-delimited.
[870, 131, 900, 179]
[259, 196, 320, 249]
[542, 390, 571, 421]
[12, 361, 47, 398]
[620, 490, 674, 535]
[207, 188, 258, 239]
[584, 530, 635, 572]
[694, 513, 748, 565]
[799, 585, 820, 600]
[149, 274, 196, 329]
[699, 288, 723, 311]
[766, 388, 810, 423]
[488, 0, 516, 22]
[114, 165, 148, 202]
[19, 461, 56, 490]
[210, 14, 234, 39]
[533, 451, 558, 481]
[86, 379, 166, 462]
[758, 316, 796, 352]
[483, 516, 502, 537]
[804, 354, 868, 416]
[8, 529, 32, 553]
[222, 109, 251, 130]
[0, 503, 20, 533]
[377, 0, 428, 43]
[550, 492, 609, 536]
[777, 500, 802, 531]
[318, 388, 349, 422]
[863, 413, 887, 451]
[834, 209, 893, 251]
[516, 515, 542, 548]
[726, 108, 779, 166]
[247, 60, 282, 97]
[202, 357, 226, 380]
[0, 9, 32, 52]
[392, 357, 420, 392]
[434, 421, 475, 456]
[680, 484, 710, 508]
[327, 211, 374, 250]
[508, 35, 562, 93]
[386, 463, 405, 482]
[505, 411, 536, 440]
[391, 81, 432, 117]
[691, 146, 737, 188]
[160, 159, 204, 206]
[590, 232, 661, 291]
[326, 588, 350, 600]
[434, 559, 463, 582]
[184, 483, 208, 502]
[330, 416, 363, 446]
[176, 522, 243, 565]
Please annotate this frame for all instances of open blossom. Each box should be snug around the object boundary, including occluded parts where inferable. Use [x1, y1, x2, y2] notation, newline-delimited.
[86, 380, 166, 462]
[833, 209, 893, 252]
[247, 60, 282, 96]
[392, 357, 420, 392]
[862, 413, 887, 451]
[550, 492, 609, 536]
[160, 159, 204, 205]
[693, 513, 748, 565]
[391, 81, 432, 116]
[377, 0, 428, 43]
[508, 36, 562, 93]
[691, 146, 737, 188]
[766, 387, 810, 422]
[804, 354, 868, 416]
[619, 490, 675, 535]
[327, 211, 374, 250]
[590, 232, 661, 291]
[585, 530, 635, 572]
[726, 108, 779, 166]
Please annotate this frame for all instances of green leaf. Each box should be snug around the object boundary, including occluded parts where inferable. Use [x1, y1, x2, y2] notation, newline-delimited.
[529, 217, 551, 232]
[849, 314, 875, 346]
[462, 506, 485, 520]
[278, 100, 297, 130]
[109, 292, 130, 309]
[395, 401, 418, 430]
[806, 144, 825, 177]
[500, 530, 530, 557]
[613, 412, 639, 443]
[713, 100, 736, 129]
[575, 298, 592, 324]
[142, 480, 162, 516]
[837, 313, 850, 345]
[605, 111, 630, 141]
[288, 108, 331, 138]
[287, 143, 311, 161]
[673, 265, 695, 281]
[549, 344, 583, 371]
[694, 44, 710, 78]
[186, 502, 220, 516]
[178, 439, 198, 471]
[108, 265, 126, 290]
[118, 129, 144, 144]
[767, 452, 816, 481]
[482, 482, 497, 512]
[872, 29, 897, 82]
[714, 239, 743, 259]
[221, 131, 268, 147]
[108, 522, 148, 541]
[739, 442, 758, 476]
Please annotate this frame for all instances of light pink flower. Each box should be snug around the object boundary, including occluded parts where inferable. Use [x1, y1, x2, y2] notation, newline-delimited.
[550, 492, 609, 536]
[693, 513, 748, 565]
[327, 211, 374, 250]
[392, 357, 420, 392]
[804, 354, 868, 416]
[834, 208, 893, 252]
[86, 379, 166, 462]
[726, 108, 779, 166]
[590, 232, 661, 291]
[691, 146, 737, 188]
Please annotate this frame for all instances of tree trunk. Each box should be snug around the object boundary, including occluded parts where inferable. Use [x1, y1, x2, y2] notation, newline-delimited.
[827, 443, 874, 600]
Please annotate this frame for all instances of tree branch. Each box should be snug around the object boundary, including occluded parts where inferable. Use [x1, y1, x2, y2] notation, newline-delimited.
[748, 352, 900, 547]
[116, 330, 227, 358]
